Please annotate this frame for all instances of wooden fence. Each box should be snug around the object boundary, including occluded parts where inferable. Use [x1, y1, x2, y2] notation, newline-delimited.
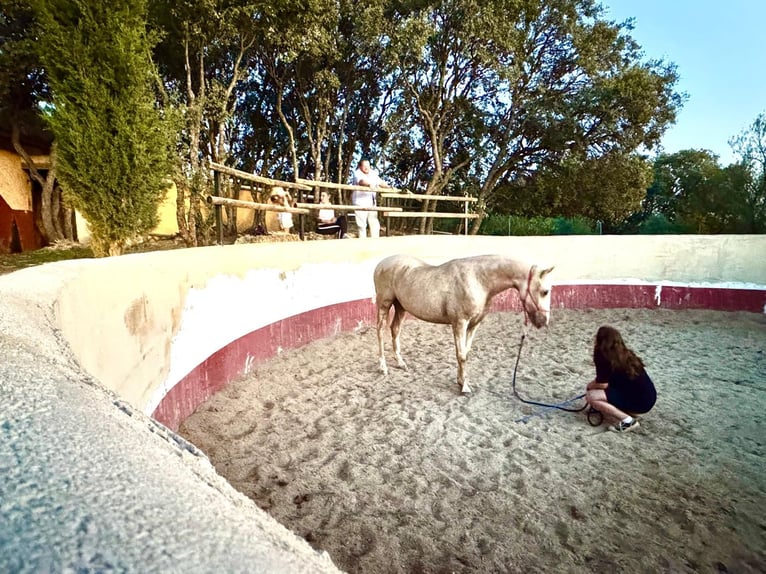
[208, 162, 479, 241]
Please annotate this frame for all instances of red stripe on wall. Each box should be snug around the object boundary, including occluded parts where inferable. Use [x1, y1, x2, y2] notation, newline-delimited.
[153, 300, 377, 430]
[658, 286, 766, 312]
[551, 284, 659, 309]
[153, 284, 765, 430]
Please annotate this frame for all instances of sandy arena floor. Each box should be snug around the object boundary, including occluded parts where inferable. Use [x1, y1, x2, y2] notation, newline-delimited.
[179, 308, 766, 574]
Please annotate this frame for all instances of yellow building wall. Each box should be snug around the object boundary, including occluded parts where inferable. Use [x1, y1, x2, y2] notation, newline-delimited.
[236, 188, 256, 232]
[151, 181, 179, 237]
[0, 149, 33, 211]
[216, 187, 261, 233]
[76, 180, 180, 242]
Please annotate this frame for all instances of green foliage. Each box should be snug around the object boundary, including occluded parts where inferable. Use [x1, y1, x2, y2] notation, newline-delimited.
[478, 214, 597, 236]
[729, 113, 766, 233]
[7, 0, 696, 242]
[633, 149, 765, 234]
[636, 214, 686, 235]
[0, 245, 93, 273]
[551, 217, 594, 235]
[500, 152, 653, 225]
[0, 0, 50, 126]
[36, 0, 174, 256]
[644, 149, 721, 221]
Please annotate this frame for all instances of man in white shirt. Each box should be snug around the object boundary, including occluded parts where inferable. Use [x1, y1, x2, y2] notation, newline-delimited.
[351, 159, 391, 238]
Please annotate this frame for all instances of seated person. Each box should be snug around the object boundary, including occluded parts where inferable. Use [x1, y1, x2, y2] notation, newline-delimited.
[315, 191, 348, 238]
[264, 186, 295, 234]
[585, 325, 657, 433]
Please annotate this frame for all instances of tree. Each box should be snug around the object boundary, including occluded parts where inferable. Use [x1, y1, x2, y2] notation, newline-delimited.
[678, 163, 751, 233]
[246, 0, 395, 193]
[624, 148, 765, 234]
[380, 0, 683, 233]
[382, 0, 495, 232]
[250, 0, 342, 181]
[150, 0, 264, 244]
[0, 0, 73, 243]
[642, 150, 721, 227]
[729, 113, 766, 233]
[500, 151, 653, 225]
[36, 0, 175, 256]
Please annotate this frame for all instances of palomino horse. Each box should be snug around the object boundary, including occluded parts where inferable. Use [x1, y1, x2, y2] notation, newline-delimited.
[374, 254, 554, 394]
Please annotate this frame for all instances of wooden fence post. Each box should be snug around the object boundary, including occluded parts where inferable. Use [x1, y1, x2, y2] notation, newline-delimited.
[213, 170, 223, 245]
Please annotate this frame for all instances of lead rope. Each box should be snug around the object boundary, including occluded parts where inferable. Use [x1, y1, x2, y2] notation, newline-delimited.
[513, 271, 601, 425]
[511, 331, 587, 412]
[509, 330, 608, 427]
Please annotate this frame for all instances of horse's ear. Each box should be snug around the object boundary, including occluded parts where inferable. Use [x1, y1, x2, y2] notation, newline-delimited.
[540, 266, 554, 278]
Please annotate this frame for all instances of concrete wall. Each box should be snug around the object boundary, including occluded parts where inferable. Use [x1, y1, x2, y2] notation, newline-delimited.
[2, 234, 764, 572]
[51, 234, 766, 432]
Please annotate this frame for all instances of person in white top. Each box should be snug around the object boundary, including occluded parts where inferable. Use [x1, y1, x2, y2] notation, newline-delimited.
[351, 158, 391, 238]
[315, 191, 348, 238]
[264, 186, 295, 234]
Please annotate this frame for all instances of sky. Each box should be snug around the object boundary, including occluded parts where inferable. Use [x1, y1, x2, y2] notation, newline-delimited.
[602, 0, 766, 166]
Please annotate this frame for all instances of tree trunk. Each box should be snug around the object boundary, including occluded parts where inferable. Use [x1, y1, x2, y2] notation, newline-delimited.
[11, 123, 63, 244]
[176, 34, 205, 247]
[469, 206, 486, 235]
[62, 195, 75, 241]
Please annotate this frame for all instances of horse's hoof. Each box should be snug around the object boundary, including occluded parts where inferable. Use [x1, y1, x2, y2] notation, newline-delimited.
[461, 384, 472, 394]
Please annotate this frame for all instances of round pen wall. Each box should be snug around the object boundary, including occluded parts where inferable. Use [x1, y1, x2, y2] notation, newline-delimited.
[52, 234, 766, 432]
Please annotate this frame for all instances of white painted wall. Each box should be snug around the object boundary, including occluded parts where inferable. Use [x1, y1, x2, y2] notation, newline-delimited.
[51, 235, 766, 414]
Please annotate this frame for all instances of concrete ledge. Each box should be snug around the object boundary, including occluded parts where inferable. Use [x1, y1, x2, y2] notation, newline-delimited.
[1, 234, 764, 571]
[55, 235, 766, 422]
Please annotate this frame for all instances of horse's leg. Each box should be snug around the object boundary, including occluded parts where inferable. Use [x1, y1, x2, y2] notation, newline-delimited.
[391, 300, 408, 370]
[452, 319, 471, 394]
[376, 299, 392, 375]
[465, 323, 479, 354]
[465, 313, 487, 354]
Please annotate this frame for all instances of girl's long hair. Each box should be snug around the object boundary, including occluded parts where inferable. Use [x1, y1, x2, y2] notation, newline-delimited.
[593, 325, 644, 379]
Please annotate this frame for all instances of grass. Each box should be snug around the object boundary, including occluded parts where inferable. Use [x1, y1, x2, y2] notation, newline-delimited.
[0, 245, 94, 275]
[0, 225, 407, 276]
[0, 238, 187, 276]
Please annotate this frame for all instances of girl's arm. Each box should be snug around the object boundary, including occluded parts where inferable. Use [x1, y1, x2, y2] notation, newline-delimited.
[586, 379, 608, 391]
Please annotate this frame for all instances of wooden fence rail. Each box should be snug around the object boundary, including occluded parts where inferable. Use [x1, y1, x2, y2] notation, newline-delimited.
[380, 192, 478, 202]
[207, 195, 400, 214]
[209, 161, 312, 192]
[295, 177, 405, 194]
[206, 195, 311, 214]
[380, 192, 478, 235]
[207, 162, 479, 241]
[295, 202, 401, 213]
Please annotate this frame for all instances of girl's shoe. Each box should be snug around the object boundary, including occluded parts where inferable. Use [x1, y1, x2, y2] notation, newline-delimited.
[609, 419, 640, 432]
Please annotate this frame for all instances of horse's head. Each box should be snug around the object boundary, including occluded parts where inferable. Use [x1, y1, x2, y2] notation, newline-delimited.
[522, 265, 554, 328]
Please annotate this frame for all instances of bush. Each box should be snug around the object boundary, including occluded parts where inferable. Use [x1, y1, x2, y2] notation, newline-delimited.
[551, 217, 594, 235]
[480, 214, 598, 236]
[38, 0, 175, 256]
[638, 214, 687, 234]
